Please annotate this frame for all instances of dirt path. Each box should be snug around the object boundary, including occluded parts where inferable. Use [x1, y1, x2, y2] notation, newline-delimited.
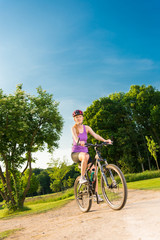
[0, 189, 160, 240]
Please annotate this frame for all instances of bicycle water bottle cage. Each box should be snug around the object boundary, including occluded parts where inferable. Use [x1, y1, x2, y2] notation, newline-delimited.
[90, 168, 95, 181]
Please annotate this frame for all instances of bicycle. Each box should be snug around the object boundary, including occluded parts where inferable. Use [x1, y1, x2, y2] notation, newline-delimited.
[74, 142, 128, 212]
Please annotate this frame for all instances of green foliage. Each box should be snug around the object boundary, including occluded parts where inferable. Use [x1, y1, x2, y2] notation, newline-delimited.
[35, 169, 51, 195]
[83, 84, 160, 173]
[145, 136, 159, 170]
[124, 170, 160, 182]
[21, 170, 39, 197]
[48, 159, 80, 192]
[0, 85, 63, 211]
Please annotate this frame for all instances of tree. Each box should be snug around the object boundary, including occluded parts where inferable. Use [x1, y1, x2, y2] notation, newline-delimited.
[126, 85, 160, 146]
[35, 169, 51, 195]
[48, 158, 79, 192]
[83, 94, 140, 173]
[22, 170, 39, 197]
[125, 85, 160, 169]
[83, 85, 160, 173]
[48, 159, 71, 192]
[0, 85, 63, 210]
[146, 136, 159, 170]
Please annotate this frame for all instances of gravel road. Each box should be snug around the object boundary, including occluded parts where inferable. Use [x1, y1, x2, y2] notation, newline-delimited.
[0, 189, 160, 240]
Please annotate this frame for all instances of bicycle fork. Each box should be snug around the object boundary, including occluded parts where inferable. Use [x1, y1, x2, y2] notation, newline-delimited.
[98, 160, 116, 188]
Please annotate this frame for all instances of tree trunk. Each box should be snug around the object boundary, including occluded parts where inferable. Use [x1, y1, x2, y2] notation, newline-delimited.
[141, 133, 151, 170]
[135, 141, 145, 172]
[21, 161, 29, 176]
[1, 154, 17, 209]
[0, 166, 9, 202]
[141, 163, 144, 172]
[155, 157, 160, 170]
[5, 161, 16, 207]
[151, 127, 160, 146]
[0, 188, 6, 201]
[20, 152, 32, 207]
[12, 170, 20, 207]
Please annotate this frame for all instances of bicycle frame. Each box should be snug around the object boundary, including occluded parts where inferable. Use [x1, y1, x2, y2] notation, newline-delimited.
[86, 144, 116, 191]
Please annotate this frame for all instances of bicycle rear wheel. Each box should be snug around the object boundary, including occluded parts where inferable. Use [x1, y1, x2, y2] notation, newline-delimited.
[74, 176, 92, 212]
[101, 164, 127, 210]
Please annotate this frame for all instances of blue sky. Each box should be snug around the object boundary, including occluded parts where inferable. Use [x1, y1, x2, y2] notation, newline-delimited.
[0, 0, 160, 168]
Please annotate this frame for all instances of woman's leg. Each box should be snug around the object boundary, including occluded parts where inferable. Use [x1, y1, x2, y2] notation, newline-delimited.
[78, 152, 89, 177]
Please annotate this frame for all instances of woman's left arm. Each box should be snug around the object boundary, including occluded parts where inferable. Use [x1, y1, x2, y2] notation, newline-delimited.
[86, 126, 112, 144]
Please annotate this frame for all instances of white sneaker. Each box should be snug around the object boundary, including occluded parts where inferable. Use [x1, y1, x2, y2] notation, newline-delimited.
[94, 194, 104, 202]
[98, 195, 104, 202]
[79, 176, 88, 184]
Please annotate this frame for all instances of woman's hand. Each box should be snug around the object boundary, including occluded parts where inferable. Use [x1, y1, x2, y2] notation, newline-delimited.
[104, 139, 113, 144]
[79, 141, 85, 146]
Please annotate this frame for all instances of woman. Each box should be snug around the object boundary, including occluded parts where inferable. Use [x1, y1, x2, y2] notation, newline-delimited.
[71, 109, 112, 201]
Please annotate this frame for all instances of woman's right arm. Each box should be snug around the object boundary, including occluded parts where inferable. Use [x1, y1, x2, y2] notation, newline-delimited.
[71, 126, 79, 144]
[71, 127, 85, 146]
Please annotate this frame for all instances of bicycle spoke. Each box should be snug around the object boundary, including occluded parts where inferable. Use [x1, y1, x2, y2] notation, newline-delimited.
[74, 176, 92, 212]
[101, 164, 127, 210]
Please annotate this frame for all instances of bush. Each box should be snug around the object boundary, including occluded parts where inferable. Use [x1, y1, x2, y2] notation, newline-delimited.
[124, 170, 160, 182]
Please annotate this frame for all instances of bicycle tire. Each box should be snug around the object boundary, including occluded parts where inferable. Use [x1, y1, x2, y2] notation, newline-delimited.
[101, 164, 127, 210]
[74, 176, 92, 212]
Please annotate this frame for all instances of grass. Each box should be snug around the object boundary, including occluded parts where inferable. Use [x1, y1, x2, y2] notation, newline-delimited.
[126, 177, 160, 190]
[0, 229, 21, 240]
[25, 187, 74, 205]
[0, 188, 74, 219]
[98, 176, 160, 197]
[124, 170, 160, 182]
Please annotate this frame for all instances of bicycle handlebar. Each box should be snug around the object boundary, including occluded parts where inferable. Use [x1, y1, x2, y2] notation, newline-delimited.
[84, 141, 113, 148]
[77, 137, 113, 147]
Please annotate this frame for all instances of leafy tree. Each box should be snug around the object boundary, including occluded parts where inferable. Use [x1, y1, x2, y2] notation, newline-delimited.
[126, 85, 160, 146]
[48, 159, 70, 192]
[125, 85, 160, 169]
[83, 85, 160, 173]
[83, 94, 140, 173]
[0, 85, 63, 210]
[36, 170, 51, 195]
[146, 136, 159, 170]
[48, 159, 80, 192]
[22, 170, 39, 197]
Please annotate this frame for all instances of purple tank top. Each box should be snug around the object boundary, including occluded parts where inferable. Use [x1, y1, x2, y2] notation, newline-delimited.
[72, 125, 88, 153]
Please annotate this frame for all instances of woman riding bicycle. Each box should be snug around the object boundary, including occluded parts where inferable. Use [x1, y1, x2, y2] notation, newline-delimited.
[71, 109, 112, 201]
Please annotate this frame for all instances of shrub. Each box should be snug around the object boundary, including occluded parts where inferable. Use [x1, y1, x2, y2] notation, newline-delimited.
[124, 170, 160, 182]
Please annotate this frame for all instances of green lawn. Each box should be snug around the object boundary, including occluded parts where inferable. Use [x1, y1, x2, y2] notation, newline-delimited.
[0, 188, 74, 219]
[126, 177, 160, 190]
[0, 229, 21, 240]
[0, 196, 74, 219]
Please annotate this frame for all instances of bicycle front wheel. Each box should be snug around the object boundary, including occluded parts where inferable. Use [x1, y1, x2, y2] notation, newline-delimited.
[101, 164, 127, 210]
[74, 176, 92, 213]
